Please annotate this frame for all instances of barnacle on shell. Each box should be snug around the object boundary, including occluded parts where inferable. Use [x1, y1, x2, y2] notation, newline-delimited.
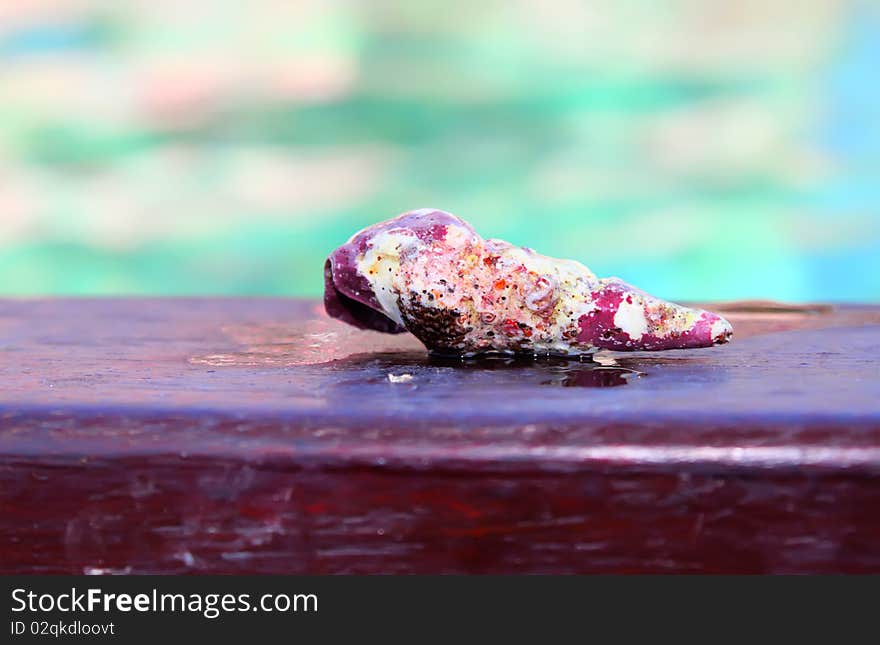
[325, 209, 733, 357]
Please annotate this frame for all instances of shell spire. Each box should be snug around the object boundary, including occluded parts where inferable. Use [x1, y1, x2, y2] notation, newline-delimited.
[325, 209, 732, 356]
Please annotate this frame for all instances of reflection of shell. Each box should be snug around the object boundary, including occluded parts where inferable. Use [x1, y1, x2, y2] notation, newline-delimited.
[325, 209, 733, 357]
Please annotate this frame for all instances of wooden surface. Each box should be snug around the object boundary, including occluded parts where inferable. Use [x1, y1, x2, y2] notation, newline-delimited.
[1, 298, 879, 573]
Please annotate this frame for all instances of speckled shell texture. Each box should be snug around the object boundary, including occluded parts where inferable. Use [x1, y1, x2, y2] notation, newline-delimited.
[325, 209, 733, 356]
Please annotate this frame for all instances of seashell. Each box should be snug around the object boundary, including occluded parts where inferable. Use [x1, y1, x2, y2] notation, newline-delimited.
[324, 209, 733, 357]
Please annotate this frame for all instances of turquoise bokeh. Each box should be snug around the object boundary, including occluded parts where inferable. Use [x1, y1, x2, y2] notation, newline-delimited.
[1, 1, 877, 301]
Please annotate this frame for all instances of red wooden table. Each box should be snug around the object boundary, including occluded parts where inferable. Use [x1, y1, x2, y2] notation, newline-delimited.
[1, 299, 879, 573]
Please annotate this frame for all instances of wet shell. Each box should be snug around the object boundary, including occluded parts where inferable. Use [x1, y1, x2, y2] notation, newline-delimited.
[325, 209, 733, 357]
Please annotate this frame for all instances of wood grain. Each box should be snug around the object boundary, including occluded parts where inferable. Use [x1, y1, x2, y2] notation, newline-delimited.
[1, 299, 879, 573]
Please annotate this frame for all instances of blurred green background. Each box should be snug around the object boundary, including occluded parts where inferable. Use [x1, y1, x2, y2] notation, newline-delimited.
[1, 0, 878, 302]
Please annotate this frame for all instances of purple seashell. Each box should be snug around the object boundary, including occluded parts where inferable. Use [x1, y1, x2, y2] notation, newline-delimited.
[325, 209, 732, 356]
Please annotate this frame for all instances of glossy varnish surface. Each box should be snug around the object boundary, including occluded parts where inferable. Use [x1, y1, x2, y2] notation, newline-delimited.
[1, 299, 879, 573]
